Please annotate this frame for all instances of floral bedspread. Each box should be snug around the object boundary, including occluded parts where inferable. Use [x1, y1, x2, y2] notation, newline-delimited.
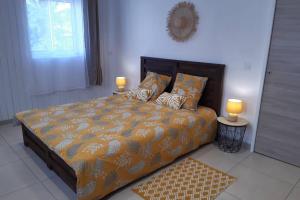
[16, 95, 217, 200]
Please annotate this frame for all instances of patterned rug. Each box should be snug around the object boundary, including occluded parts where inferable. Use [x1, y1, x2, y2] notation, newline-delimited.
[132, 157, 236, 200]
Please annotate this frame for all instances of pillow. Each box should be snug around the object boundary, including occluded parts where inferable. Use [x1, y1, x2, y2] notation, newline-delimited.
[139, 72, 172, 100]
[126, 88, 153, 102]
[156, 92, 186, 110]
[171, 73, 208, 111]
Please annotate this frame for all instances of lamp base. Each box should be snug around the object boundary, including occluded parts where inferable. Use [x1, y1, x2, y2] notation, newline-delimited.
[117, 87, 125, 92]
[227, 114, 238, 122]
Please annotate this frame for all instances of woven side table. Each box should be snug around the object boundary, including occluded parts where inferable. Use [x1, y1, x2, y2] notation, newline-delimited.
[217, 117, 248, 153]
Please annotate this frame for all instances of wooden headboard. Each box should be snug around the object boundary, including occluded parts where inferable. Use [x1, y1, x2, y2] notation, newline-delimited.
[141, 56, 225, 115]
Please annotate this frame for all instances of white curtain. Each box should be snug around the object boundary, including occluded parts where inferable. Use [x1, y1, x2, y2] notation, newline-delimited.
[22, 0, 87, 95]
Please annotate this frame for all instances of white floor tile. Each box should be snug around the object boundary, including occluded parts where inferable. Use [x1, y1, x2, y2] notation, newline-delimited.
[0, 125, 23, 145]
[190, 143, 215, 157]
[227, 165, 293, 200]
[0, 124, 12, 132]
[0, 136, 8, 146]
[0, 161, 37, 196]
[287, 186, 300, 200]
[11, 142, 36, 159]
[0, 184, 55, 200]
[23, 155, 55, 181]
[0, 125, 298, 200]
[108, 187, 142, 200]
[0, 146, 19, 167]
[241, 153, 300, 185]
[191, 144, 250, 172]
[43, 176, 76, 200]
[216, 192, 241, 200]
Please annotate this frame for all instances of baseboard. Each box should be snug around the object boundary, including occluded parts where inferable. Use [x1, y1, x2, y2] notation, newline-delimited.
[0, 119, 13, 126]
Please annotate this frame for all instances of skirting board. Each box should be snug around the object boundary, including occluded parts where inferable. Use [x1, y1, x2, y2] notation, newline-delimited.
[0, 119, 13, 126]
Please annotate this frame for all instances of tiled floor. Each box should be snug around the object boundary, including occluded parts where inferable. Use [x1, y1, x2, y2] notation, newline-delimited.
[0, 123, 300, 200]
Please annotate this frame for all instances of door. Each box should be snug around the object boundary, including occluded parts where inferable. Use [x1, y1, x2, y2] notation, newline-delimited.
[255, 0, 300, 166]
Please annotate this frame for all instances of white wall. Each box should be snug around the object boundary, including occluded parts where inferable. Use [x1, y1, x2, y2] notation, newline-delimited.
[0, 0, 276, 149]
[0, 0, 115, 121]
[107, 0, 276, 148]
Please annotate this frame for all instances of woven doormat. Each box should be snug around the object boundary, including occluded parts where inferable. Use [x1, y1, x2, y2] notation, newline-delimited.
[132, 157, 236, 200]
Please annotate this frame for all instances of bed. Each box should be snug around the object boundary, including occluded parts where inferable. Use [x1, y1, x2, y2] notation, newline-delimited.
[17, 57, 225, 200]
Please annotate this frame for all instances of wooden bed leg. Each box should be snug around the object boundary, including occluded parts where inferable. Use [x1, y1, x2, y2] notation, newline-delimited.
[24, 141, 29, 147]
[47, 152, 53, 170]
[47, 163, 53, 170]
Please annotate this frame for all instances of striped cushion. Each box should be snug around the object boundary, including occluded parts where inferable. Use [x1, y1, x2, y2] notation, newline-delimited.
[126, 88, 153, 102]
[156, 92, 186, 110]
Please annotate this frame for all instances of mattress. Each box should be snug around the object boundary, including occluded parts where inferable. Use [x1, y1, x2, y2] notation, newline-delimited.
[16, 95, 217, 200]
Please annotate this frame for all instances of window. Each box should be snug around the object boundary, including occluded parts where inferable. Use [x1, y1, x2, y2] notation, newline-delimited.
[26, 0, 84, 58]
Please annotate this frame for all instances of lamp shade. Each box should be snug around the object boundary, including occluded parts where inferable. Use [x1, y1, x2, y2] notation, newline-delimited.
[226, 99, 243, 114]
[116, 77, 126, 90]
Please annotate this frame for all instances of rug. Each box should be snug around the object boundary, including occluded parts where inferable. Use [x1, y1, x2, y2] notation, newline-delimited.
[132, 157, 236, 200]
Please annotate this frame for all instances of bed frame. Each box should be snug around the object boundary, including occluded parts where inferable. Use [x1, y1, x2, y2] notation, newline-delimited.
[21, 56, 225, 195]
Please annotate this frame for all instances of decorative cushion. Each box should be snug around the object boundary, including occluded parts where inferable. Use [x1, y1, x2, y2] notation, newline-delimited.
[156, 92, 186, 110]
[126, 88, 153, 102]
[139, 72, 172, 100]
[171, 73, 208, 111]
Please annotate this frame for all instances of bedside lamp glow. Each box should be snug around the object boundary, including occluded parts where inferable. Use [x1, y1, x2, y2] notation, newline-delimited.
[226, 99, 243, 122]
[116, 77, 126, 92]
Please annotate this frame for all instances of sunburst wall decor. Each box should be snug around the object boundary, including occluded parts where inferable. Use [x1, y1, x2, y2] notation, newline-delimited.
[167, 1, 199, 42]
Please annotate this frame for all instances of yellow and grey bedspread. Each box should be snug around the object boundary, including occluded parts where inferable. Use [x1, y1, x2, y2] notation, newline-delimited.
[16, 95, 217, 200]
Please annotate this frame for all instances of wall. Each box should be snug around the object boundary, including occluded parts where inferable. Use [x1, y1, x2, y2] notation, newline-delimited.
[108, 0, 276, 148]
[0, 0, 276, 149]
[0, 0, 115, 121]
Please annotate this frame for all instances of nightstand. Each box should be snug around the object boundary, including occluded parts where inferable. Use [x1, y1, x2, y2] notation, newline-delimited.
[113, 90, 128, 95]
[217, 116, 248, 153]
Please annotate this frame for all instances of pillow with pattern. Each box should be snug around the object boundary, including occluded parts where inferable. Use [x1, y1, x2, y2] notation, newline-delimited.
[171, 73, 208, 111]
[156, 92, 186, 110]
[139, 72, 172, 100]
[126, 88, 153, 102]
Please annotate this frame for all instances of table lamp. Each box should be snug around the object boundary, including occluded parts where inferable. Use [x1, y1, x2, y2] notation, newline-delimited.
[116, 77, 126, 92]
[226, 99, 243, 122]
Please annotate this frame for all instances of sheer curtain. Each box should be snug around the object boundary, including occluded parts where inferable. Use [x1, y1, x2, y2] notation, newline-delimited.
[24, 0, 87, 95]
